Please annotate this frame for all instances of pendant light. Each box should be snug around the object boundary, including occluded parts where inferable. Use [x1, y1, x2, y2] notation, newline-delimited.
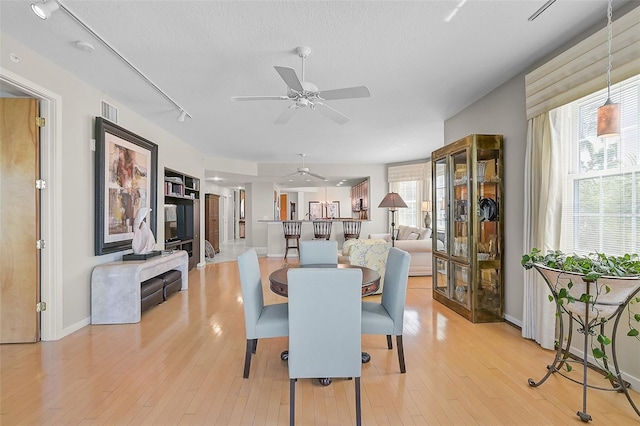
[596, 0, 620, 138]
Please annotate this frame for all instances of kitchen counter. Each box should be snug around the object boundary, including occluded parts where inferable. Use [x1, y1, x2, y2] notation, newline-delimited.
[263, 219, 371, 257]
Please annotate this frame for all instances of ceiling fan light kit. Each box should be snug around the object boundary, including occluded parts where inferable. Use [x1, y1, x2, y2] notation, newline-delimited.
[232, 46, 371, 124]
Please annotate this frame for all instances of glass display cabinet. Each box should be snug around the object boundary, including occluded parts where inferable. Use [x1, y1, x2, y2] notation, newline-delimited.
[431, 134, 504, 323]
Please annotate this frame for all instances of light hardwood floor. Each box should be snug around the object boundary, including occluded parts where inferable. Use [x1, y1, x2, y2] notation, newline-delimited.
[2, 257, 639, 425]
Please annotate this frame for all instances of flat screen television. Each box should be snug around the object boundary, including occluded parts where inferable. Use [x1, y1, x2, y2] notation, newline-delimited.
[164, 203, 194, 243]
[164, 204, 179, 242]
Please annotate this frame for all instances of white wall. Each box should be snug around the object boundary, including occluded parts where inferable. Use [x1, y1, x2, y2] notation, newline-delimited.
[1, 33, 206, 336]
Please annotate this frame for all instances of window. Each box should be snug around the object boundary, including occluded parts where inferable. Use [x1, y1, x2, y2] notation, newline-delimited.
[555, 74, 640, 255]
[392, 181, 418, 227]
[387, 162, 431, 228]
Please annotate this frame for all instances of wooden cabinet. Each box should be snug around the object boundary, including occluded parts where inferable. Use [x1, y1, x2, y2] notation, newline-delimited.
[350, 179, 369, 220]
[205, 194, 220, 252]
[164, 168, 200, 269]
[431, 134, 504, 323]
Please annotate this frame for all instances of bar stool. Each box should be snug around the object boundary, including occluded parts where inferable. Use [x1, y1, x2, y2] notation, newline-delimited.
[312, 220, 332, 240]
[282, 221, 302, 260]
[343, 220, 362, 240]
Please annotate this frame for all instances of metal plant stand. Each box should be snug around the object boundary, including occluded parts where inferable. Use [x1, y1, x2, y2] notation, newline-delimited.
[529, 265, 640, 422]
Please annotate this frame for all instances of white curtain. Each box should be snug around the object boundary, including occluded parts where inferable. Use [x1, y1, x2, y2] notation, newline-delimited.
[522, 112, 563, 349]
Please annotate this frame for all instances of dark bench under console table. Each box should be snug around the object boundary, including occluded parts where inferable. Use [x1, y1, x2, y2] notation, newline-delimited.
[91, 251, 189, 324]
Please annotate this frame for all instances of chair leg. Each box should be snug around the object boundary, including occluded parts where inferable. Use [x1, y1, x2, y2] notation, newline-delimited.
[386, 335, 393, 349]
[252, 339, 258, 354]
[396, 335, 406, 373]
[290, 378, 296, 426]
[243, 339, 256, 378]
[355, 377, 361, 426]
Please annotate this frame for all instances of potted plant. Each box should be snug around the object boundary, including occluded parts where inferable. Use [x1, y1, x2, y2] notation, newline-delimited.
[521, 248, 640, 421]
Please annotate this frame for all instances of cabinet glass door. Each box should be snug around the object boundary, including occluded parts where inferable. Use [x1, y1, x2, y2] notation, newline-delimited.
[452, 263, 470, 307]
[451, 150, 469, 261]
[434, 158, 447, 253]
[434, 256, 448, 297]
[476, 149, 501, 262]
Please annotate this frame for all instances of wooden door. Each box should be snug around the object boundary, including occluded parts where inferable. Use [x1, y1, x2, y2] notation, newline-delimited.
[205, 194, 220, 253]
[0, 98, 41, 343]
[192, 199, 200, 269]
[280, 194, 287, 221]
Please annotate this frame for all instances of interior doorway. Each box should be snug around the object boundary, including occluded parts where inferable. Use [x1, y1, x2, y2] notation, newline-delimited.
[1, 70, 61, 341]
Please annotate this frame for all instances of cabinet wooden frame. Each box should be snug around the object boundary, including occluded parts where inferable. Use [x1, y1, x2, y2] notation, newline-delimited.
[94, 118, 158, 255]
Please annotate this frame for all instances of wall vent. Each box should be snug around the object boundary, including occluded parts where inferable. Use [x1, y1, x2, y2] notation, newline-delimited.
[101, 100, 118, 123]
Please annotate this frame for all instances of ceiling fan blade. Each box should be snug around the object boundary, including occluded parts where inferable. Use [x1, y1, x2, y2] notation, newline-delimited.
[318, 85, 371, 100]
[231, 95, 290, 101]
[274, 66, 304, 92]
[274, 106, 298, 124]
[308, 172, 328, 181]
[314, 102, 350, 125]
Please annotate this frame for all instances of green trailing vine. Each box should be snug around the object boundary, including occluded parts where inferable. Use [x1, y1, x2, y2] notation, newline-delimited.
[522, 248, 640, 376]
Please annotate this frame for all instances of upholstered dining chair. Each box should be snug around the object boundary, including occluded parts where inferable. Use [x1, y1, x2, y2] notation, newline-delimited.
[361, 247, 411, 373]
[237, 249, 289, 379]
[287, 268, 363, 426]
[299, 240, 338, 265]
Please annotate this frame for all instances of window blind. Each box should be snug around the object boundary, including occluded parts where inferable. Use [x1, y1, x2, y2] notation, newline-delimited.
[387, 162, 430, 183]
[525, 6, 640, 120]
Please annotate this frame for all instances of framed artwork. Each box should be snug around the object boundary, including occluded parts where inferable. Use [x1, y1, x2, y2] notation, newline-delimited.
[94, 118, 158, 255]
[309, 201, 323, 219]
[326, 201, 340, 219]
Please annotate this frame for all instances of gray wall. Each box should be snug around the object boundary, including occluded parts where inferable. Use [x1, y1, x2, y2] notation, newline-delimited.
[444, 75, 527, 324]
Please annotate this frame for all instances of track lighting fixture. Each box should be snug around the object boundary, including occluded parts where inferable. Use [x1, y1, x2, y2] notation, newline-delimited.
[29, 0, 192, 122]
[31, 0, 59, 20]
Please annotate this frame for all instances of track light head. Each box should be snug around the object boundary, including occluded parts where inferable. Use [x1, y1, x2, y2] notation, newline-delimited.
[31, 0, 59, 20]
[177, 110, 187, 122]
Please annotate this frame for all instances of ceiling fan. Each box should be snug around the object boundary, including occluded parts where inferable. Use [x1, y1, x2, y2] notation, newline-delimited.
[231, 46, 370, 124]
[280, 154, 327, 181]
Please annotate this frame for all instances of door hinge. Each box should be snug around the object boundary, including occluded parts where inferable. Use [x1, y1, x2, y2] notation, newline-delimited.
[36, 302, 47, 312]
[36, 117, 45, 127]
[36, 179, 46, 190]
[36, 240, 46, 249]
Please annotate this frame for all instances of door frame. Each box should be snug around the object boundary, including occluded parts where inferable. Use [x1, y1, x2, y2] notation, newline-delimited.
[1, 67, 63, 341]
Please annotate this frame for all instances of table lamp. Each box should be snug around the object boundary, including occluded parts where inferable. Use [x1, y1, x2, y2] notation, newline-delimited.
[378, 192, 407, 247]
[421, 201, 432, 229]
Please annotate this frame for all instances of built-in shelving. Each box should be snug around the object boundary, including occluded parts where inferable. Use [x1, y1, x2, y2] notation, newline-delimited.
[164, 168, 200, 269]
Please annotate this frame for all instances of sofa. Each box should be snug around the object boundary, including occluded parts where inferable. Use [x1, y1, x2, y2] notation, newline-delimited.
[339, 238, 392, 295]
[370, 225, 442, 276]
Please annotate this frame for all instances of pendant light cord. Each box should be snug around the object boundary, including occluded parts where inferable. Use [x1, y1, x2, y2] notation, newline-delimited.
[606, 0, 613, 100]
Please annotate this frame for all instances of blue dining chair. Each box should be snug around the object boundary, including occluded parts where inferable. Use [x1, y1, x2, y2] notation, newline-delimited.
[361, 247, 411, 373]
[287, 268, 363, 426]
[237, 249, 289, 379]
[299, 240, 338, 265]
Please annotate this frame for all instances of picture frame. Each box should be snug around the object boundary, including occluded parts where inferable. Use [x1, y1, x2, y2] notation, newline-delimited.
[94, 118, 158, 255]
[326, 201, 340, 219]
[309, 201, 323, 219]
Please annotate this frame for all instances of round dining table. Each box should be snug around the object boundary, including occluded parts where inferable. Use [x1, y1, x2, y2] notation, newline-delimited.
[268, 263, 381, 386]
[268, 263, 381, 297]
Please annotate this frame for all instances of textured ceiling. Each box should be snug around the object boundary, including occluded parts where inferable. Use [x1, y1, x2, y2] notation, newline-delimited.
[0, 0, 628, 187]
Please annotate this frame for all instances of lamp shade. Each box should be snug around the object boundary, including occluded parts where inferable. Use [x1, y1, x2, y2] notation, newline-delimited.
[597, 99, 621, 138]
[378, 192, 407, 211]
[421, 201, 432, 212]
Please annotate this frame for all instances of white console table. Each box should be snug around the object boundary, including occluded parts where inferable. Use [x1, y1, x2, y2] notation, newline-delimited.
[91, 251, 189, 324]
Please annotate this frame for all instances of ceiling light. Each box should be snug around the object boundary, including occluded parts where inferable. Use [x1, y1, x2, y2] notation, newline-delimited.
[75, 41, 94, 53]
[31, 0, 59, 20]
[177, 109, 187, 122]
[597, 0, 620, 138]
